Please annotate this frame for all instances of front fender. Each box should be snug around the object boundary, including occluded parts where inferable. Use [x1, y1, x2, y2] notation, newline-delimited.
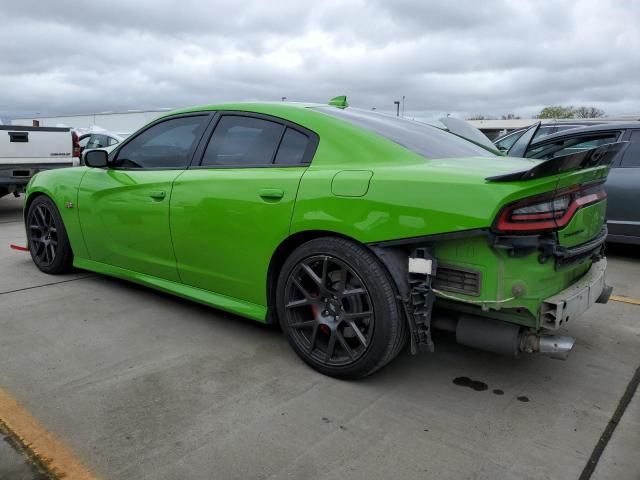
[26, 168, 90, 258]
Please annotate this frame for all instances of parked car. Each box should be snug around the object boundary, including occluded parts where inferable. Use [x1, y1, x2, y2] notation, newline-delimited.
[494, 122, 603, 152]
[78, 131, 129, 156]
[505, 122, 640, 245]
[23, 101, 617, 378]
[0, 125, 80, 198]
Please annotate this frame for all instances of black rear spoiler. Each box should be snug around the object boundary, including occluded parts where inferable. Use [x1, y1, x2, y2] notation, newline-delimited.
[486, 141, 629, 182]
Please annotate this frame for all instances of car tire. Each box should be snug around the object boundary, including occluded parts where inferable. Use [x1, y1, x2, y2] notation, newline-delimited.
[26, 195, 74, 274]
[276, 237, 407, 379]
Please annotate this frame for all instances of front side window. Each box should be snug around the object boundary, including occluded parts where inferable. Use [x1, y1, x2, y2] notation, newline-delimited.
[528, 132, 620, 160]
[114, 116, 208, 169]
[201, 116, 284, 167]
[316, 107, 494, 159]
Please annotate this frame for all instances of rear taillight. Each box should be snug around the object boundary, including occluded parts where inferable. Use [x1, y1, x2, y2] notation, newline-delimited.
[494, 183, 606, 233]
[72, 131, 80, 158]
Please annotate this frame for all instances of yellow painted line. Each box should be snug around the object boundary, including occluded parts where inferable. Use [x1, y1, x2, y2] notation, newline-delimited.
[610, 294, 640, 306]
[0, 387, 98, 480]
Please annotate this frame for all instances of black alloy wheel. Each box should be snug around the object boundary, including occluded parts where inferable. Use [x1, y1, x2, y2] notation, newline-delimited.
[28, 203, 59, 267]
[277, 237, 407, 379]
[26, 196, 73, 274]
[284, 254, 375, 367]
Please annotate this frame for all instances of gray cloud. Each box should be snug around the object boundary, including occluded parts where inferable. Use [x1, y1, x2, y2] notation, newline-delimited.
[1, 0, 639, 121]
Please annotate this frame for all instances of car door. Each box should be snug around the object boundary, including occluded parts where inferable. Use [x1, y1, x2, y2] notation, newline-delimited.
[605, 129, 640, 240]
[170, 112, 318, 306]
[78, 114, 211, 281]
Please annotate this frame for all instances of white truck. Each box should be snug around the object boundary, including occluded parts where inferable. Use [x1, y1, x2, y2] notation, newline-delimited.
[0, 125, 80, 198]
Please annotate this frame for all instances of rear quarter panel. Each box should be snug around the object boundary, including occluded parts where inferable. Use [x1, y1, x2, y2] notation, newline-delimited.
[291, 158, 567, 244]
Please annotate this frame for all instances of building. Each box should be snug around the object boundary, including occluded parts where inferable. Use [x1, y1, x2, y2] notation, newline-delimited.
[11, 109, 175, 133]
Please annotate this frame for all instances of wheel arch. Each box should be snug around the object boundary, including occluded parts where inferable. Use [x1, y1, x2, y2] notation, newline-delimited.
[266, 229, 413, 325]
[23, 190, 50, 222]
[266, 230, 372, 323]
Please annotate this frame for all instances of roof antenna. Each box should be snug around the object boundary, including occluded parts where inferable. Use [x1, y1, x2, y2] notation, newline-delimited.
[328, 95, 348, 109]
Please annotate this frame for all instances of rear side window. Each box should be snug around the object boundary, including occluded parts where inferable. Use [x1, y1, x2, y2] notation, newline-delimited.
[202, 116, 284, 167]
[274, 128, 309, 165]
[114, 115, 208, 169]
[86, 134, 109, 149]
[317, 107, 494, 159]
[534, 126, 556, 139]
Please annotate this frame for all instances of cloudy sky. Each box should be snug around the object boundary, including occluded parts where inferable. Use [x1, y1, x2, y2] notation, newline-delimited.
[1, 0, 638, 121]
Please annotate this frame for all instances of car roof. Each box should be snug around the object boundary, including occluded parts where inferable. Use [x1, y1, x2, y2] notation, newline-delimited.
[529, 122, 640, 146]
[168, 101, 323, 115]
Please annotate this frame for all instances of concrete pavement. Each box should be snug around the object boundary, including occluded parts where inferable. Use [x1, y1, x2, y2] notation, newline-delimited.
[0, 194, 638, 480]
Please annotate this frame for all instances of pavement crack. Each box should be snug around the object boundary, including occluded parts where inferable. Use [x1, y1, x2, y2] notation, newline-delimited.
[0, 275, 97, 296]
[578, 364, 640, 480]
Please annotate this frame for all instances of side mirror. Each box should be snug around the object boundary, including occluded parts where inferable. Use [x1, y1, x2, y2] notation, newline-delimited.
[84, 149, 109, 168]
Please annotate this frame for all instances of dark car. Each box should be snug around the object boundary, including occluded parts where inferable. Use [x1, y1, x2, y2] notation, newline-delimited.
[506, 122, 640, 245]
[494, 122, 604, 152]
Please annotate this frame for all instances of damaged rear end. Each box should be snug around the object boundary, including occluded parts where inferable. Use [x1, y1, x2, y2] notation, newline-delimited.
[371, 142, 627, 360]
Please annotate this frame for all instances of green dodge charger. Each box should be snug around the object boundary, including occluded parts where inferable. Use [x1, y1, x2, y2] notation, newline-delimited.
[23, 99, 621, 378]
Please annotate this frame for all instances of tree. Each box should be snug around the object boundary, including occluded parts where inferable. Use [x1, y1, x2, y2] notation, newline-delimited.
[537, 106, 575, 119]
[501, 113, 521, 120]
[467, 114, 496, 120]
[573, 106, 605, 118]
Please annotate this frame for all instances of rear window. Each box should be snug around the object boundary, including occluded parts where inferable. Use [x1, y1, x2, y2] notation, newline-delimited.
[316, 107, 494, 159]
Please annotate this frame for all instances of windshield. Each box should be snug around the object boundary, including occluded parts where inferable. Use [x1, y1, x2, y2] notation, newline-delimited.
[316, 107, 495, 159]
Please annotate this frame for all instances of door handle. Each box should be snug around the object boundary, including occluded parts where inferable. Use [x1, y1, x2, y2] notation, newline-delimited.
[259, 188, 284, 199]
[149, 190, 166, 200]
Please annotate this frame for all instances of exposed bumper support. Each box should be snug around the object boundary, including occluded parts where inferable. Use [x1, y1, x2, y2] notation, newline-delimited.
[541, 259, 608, 329]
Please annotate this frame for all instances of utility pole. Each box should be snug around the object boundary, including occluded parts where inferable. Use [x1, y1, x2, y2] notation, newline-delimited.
[394, 100, 400, 117]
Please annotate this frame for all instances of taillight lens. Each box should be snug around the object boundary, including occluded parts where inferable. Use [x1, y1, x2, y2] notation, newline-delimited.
[72, 131, 81, 158]
[494, 183, 606, 233]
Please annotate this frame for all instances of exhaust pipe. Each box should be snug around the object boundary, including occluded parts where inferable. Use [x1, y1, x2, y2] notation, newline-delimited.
[521, 333, 575, 360]
[432, 313, 575, 360]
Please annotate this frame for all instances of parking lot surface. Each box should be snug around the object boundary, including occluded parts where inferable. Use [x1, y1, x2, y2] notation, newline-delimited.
[1, 194, 638, 480]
